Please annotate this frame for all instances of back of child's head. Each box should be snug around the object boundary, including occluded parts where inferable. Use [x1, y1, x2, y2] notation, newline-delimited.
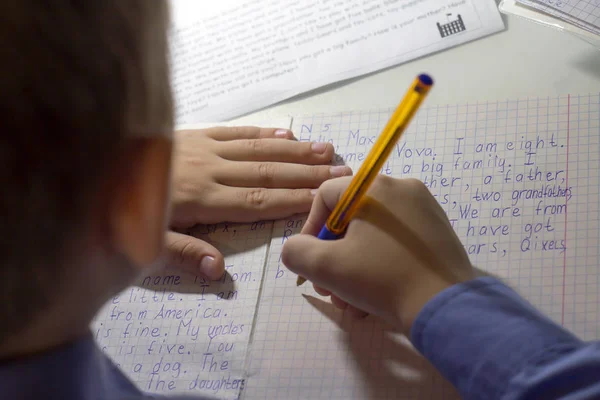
[0, 1, 173, 343]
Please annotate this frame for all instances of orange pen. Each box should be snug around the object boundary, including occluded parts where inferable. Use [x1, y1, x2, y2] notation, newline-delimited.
[297, 74, 434, 286]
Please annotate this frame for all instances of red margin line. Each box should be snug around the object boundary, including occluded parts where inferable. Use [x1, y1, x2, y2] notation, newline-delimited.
[561, 94, 571, 326]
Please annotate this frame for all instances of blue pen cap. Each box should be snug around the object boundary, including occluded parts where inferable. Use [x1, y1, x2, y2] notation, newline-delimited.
[418, 74, 434, 86]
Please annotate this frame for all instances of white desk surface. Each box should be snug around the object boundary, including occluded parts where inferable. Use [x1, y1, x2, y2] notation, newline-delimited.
[232, 13, 600, 124]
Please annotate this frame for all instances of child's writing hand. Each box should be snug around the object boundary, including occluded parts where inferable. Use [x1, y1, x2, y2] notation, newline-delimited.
[282, 176, 474, 334]
[166, 126, 351, 279]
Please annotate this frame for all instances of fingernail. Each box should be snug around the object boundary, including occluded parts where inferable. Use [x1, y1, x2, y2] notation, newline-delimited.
[330, 166, 350, 177]
[275, 129, 290, 138]
[310, 189, 318, 196]
[199, 256, 216, 277]
[311, 142, 328, 154]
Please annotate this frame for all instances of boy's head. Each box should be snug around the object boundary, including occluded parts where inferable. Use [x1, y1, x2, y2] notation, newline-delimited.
[0, 1, 174, 350]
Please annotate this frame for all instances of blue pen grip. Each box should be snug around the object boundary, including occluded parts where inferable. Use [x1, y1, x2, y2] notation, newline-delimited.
[317, 225, 341, 241]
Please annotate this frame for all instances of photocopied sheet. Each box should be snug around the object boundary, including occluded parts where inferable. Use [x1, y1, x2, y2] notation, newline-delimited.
[246, 95, 600, 399]
[168, 0, 505, 122]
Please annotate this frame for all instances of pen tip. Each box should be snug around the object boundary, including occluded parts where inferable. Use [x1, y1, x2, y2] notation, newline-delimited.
[296, 276, 306, 286]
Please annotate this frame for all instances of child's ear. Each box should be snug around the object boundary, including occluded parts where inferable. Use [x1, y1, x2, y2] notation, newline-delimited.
[108, 137, 172, 269]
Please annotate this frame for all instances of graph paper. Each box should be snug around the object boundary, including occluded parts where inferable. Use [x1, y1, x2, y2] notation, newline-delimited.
[516, 0, 600, 34]
[517, 0, 600, 31]
[92, 221, 273, 399]
[245, 95, 600, 399]
[91, 118, 292, 400]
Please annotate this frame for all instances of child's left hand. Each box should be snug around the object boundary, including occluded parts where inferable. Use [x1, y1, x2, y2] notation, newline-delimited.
[165, 126, 351, 279]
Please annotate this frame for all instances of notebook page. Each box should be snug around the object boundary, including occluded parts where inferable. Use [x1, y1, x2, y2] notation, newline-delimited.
[92, 118, 290, 400]
[246, 95, 600, 399]
[92, 222, 270, 399]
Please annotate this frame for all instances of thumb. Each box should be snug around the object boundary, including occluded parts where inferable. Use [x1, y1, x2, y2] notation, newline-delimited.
[165, 231, 225, 280]
[282, 234, 340, 287]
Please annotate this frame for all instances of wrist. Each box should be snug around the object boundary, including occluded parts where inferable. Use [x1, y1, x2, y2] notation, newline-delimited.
[396, 279, 453, 336]
[396, 269, 477, 336]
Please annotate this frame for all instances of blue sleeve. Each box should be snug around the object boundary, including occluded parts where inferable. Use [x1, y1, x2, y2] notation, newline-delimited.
[410, 276, 600, 400]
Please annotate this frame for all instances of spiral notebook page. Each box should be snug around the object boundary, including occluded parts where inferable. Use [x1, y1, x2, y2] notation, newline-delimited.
[246, 95, 600, 399]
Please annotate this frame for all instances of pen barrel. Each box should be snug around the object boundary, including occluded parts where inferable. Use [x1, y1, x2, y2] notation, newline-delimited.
[317, 225, 340, 240]
[325, 74, 433, 235]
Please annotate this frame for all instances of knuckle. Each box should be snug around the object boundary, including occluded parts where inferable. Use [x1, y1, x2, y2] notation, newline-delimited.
[304, 141, 321, 156]
[247, 139, 263, 155]
[403, 177, 428, 192]
[320, 178, 336, 191]
[322, 175, 350, 189]
[171, 239, 193, 266]
[285, 188, 307, 200]
[371, 175, 395, 193]
[245, 188, 268, 209]
[256, 163, 276, 183]
[308, 165, 326, 181]
[372, 175, 426, 195]
[262, 127, 278, 138]
[320, 176, 351, 200]
[230, 126, 243, 136]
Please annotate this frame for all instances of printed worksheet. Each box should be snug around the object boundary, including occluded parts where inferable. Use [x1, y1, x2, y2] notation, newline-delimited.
[168, 0, 504, 122]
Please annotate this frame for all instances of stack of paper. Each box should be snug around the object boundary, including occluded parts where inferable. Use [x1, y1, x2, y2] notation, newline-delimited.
[168, 0, 504, 122]
[500, 0, 600, 46]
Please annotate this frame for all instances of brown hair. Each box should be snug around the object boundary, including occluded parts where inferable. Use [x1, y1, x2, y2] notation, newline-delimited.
[0, 1, 173, 341]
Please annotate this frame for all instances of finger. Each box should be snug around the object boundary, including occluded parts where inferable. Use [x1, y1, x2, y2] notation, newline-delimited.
[199, 187, 316, 223]
[216, 162, 352, 189]
[202, 126, 295, 141]
[164, 231, 225, 280]
[344, 302, 370, 318]
[313, 284, 332, 296]
[329, 293, 368, 318]
[300, 176, 354, 236]
[217, 139, 334, 165]
[282, 234, 344, 288]
[331, 295, 348, 310]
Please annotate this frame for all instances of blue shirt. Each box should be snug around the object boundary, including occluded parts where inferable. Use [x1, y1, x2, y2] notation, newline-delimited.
[411, 277, 600, 399]
[2, 277, 599, 399]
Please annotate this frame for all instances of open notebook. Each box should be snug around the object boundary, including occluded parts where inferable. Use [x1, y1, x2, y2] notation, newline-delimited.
[93, 94, 600, 399]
